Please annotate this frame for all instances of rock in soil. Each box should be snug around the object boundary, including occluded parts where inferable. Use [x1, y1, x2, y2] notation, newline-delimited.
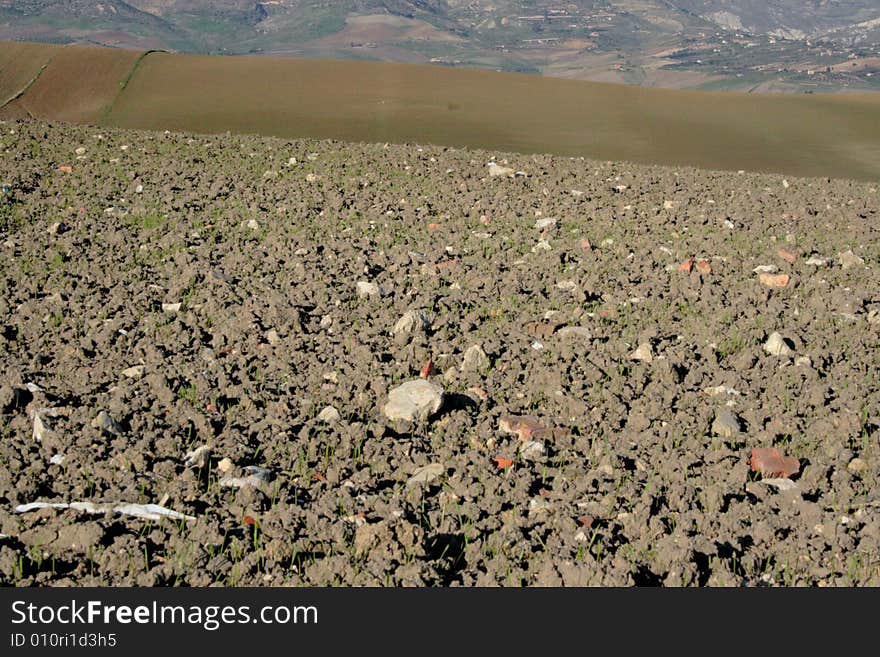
[1, 118, 879, 587]
[382, 379, 445, 422]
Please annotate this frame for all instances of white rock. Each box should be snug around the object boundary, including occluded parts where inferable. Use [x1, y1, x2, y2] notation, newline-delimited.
[520, 441, 546, 459]
[703, 385, 741, 397]
[764, 332, 794, 357]
[356, 281, 388, 298]
[557, 326, 591, 340]
[839, 250, 864, 269]
[534, 217, 557, 230]
[317, 406, 341, 423]
[74, 147, 86, 155]
[753, 264, 778, 274]
[805, 256, 828, 266]
[246, 219, 260, 230]
[630, 343, 653, 363]
[407, 463, 444, 486]
[392, 309, 431, 338]
[49, 454, 65, 465]
[219, 465, 272, 489]
[121, 365, 144, 379]
[794, 355, 812, 368]
[712, 409, 742, 438]
[184, 444, 212, 468]
[532, 240, 551, 252]
[266, 329, 281, 345]
[487, 163, 515, 177]
[382, 379, 445, 423]
[760, 478, 798, 492]
[162, 302, 181, 313]
[32, 412, 50, 442]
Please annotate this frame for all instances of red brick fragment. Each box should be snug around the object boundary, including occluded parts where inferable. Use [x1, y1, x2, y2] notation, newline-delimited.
[749, 447, 800, 478]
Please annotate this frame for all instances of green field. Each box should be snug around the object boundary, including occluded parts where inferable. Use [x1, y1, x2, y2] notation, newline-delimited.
[2, 41, 880, 180]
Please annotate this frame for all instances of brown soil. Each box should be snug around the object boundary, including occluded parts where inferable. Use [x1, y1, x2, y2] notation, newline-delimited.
[0, 118, 878, 587]
[3, 44, 146, 124]
[2, 41, 880, 181]
[0, 41, 59, 108]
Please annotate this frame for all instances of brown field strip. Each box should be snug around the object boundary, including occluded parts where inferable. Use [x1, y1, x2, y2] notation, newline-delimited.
[9, 44, 147, 124]
[0, 41, 59, 111]
[104, 52, 880, 180]
[2, 41, 880, 180]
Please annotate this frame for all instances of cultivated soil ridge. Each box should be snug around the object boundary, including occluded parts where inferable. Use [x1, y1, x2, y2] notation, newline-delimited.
[0, 118, 878, 586]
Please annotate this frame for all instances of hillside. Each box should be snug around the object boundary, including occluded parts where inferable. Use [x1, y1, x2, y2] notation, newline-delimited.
[1, 41, 880, 181]
[1, 1, 880, 92]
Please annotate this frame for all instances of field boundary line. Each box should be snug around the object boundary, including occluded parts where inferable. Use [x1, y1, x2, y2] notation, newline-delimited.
[102, 49, 165, 121]
[0, 53, 56, 116]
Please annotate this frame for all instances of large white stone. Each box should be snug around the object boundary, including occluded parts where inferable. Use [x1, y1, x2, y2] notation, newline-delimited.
[382, 379, 445, 422]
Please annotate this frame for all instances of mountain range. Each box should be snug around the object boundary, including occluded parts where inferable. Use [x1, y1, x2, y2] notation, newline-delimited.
[2, 1, 880, 91]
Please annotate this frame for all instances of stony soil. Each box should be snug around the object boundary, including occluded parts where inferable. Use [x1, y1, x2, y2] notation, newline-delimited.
[0, 118, 878, 586]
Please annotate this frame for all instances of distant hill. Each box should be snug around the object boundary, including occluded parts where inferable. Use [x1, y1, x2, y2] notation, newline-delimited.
[2, 40, 880, 181]
[1, 2, 880, 92]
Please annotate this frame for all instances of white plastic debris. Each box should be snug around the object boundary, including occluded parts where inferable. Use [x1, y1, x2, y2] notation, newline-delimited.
[14, 501, 195, 521]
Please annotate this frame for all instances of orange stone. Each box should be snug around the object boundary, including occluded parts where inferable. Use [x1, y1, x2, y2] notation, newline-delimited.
[749, 447, 800, 478]
[777, 247, 797, 263]
[758, 273, 790, 287]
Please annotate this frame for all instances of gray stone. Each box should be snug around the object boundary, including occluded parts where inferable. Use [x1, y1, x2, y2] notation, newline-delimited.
[392, 310, 431, 340]
[382, 379, 445, 423]
[631, 343, 653, 363]
[557, 326, 591, 340]
[184, 445, 212, 468]
[764, 332, 794, 357]
[712, 409, 742, 438]
[356, 281, 389, 298]
[121, 365, 144, 379]
[407, 463, 444, 486]
[317, 406, 341, 423]
[91, 410, 121, 435]
[461, 344, 490, 372]
[487, 163, 515, 177]
[219, 465, 273, 489]
[839, 250, 865, 269]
